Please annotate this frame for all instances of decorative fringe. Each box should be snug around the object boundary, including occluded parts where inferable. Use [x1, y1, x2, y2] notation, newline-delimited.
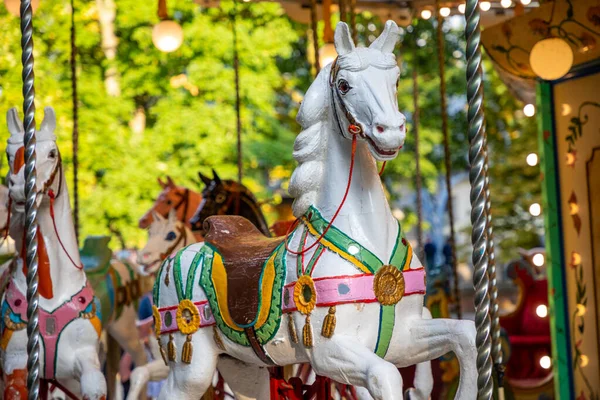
[168, 333, 176, 361]
[288, 314, 298, 344]
[213, 326, 226, 351]
[303, 315, 313, 348]
[165, 262, 171, 286]
[181, 334, 193, 363]
[321, 306, 336, 338]
[159, 341, 168, 365]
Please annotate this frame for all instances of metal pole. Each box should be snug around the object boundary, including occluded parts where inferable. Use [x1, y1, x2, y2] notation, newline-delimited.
[436, 0, 461, 319]
[349, 0, 357, 44]
[465, 0, 494, 397]
[71, 0, 80, 242]
[20, 0, 41, 398]
[232, 0, 242, 183]
[412, 43, 423, 259]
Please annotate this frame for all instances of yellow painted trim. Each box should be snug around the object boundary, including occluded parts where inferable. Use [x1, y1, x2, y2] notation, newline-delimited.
[255, 253, 277, 328]
[0, 329, 13, 350]
[404, 245, 413, 271]
[90, 316, 103, 338]
[210, 252, 243, 332]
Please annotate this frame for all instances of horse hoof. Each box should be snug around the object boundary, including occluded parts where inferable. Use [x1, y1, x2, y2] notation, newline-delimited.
[404, 388, 414, 400]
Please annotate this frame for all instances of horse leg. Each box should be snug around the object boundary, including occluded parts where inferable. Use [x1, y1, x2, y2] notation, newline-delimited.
[74, 347, 108, 400]
[310, 336, 404, 400]
[158, 331, 219, 400]
[392, 318, 477, 400]
[405, 308, 433, 400]
[216, 355, 269, 400]
[3, 368, 27, 399]
[127, 360, 169, 400]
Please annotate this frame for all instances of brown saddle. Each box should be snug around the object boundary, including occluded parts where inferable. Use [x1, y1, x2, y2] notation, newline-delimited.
[204, 215, 284, 327]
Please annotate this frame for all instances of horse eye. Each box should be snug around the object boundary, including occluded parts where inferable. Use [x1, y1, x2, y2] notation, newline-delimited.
[48, 150, 57, 159]
[165, 231, 176, 241]
[215, 193, 227, 204]
[337, 79, 351, 94]
[166, 199, 172, 205]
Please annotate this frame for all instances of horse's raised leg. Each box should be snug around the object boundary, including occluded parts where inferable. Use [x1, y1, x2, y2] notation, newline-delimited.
[310, 336, 404, 400]
[216, 356, 270, 400]
[127, 360, 169, 400]
[405, 308, 433, 400]
[158, 331, 219, 400]
[75, 347, 108, 400]
[391, 318, 477, 400]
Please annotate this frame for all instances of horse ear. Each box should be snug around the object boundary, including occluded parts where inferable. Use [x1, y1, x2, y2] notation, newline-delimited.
[40, 106, 56, 133]
[168, 208, 177, 223]
[7, 108, 24, 137]
[212, 169, 222, 185]
[166, 176, 175, 188]
[369, 20, 400, 53]
[198, 172, 211, 187]
[151, 210, 164, 222]
[334, 22, 355, 56]
[158, 177, 167, 189]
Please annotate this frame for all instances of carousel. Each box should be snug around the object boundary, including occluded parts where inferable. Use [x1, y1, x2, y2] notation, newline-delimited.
[0, 0, 597, 398]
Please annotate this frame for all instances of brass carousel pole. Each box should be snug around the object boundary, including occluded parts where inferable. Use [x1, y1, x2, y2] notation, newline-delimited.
[465, 0, 494, 397]
[309, 0, 320, 73]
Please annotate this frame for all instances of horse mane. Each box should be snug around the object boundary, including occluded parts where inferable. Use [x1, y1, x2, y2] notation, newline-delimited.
[289, 64, 332, 218]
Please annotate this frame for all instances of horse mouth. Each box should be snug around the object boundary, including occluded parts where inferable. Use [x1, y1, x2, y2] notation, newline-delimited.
[365, 136, 402, 157]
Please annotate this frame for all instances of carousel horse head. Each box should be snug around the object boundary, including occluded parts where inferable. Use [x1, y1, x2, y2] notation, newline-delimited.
[137, 208, 189, 274]
[139, 176, 197, 229]
[6, 107, 63, 214]
[299, 20, 406, 162]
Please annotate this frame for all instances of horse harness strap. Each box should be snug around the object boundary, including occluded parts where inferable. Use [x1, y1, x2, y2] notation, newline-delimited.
[329, 57, 364, 137]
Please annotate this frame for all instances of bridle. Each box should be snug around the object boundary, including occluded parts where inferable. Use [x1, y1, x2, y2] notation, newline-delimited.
[172, 188, 190, 220]
[329, 58, 364, 138]
[159, 224, 188, 262]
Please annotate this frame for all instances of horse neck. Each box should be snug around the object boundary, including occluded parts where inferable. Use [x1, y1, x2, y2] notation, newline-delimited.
[315, 120, 398, 261]
[179, 189, 202, 227]
[229, 190, 271, 237]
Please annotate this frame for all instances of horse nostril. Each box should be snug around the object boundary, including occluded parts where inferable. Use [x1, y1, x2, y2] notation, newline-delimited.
[376, 125, 385, 133]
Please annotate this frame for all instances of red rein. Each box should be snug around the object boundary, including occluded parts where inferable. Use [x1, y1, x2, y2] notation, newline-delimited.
[48, 190, 83, 270]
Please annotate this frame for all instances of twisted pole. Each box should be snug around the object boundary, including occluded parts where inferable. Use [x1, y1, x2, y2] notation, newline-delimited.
[465, 0, 493, 397]
[436, 0, 461, 319]
[71, 0, 80, 242]
[20, 0, 41, 398]
[412, 43, 423, 259]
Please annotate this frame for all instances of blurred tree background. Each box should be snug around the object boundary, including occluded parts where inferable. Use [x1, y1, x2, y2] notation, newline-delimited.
[0, 0, 542, 261]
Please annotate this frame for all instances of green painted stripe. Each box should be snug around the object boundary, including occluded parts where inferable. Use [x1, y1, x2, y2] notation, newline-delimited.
[537, 81, 573, 398]
[173, 251, 185, 302]
[305, 244, 325, 276]
[185, 251, 204, 300]
[153, 259, 166, 305]
[296, 225, 308, 277]
[374, 305, 395, 358]
[388, 221, 407, 269]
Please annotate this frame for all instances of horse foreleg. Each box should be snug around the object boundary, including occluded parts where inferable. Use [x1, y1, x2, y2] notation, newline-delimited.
[74, 347, 107, 400]
[216, 355, 269, 400]
[127, 360, 169, 400]
[310, 336, 404, 400]
[405, 308, 433, 400]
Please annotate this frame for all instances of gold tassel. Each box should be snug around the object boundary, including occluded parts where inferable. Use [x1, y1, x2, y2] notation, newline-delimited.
[213, 326, 226, 351]
[158, 337, 168, 365]
[168, 333, 176, 361]
[321, 306, 336, 338]
[303, 315, 313, 348]
[182, 334, 193, 364]
[165, 263, 171, 286]
[288, 314, 298, 344]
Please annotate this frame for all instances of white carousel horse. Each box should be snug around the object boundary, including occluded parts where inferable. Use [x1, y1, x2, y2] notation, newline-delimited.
[129, 209, 268, 400]
[0, 185, 17, 284]
[153, 21, 477, 400]
[1, 106, 106, 399]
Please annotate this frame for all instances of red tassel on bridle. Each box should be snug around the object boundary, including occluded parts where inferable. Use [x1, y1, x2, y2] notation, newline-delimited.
[48, 189, 83, 270]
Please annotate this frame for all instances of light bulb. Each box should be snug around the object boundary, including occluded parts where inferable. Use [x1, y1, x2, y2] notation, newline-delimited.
[576, 304, 586, 317]
[501, 0, 512, 7]
[532, 253, 545, 267]
[421, 9, 432, 19]
[526, 153, 538, 166]
[152, 20, 184, 53]
[439, 7, 451, 17]
[480, 1, 491, 11]
[3, 0, 40, 17]
[540, 355, 551, 369]
[529, 203, 541, 217]
[318, 43, 337, 68]
[521, 0, 531, 4]
[536, 304, 548, 318]
[523, 103, 536, 117]
[458, 3, 465, 13]
[530, 38, 574, 80]
[580, 355, 589, 367]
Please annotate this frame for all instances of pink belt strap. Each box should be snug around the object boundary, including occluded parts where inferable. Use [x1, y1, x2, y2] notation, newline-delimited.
[5, 280, 95, 379]
[282, 268, 426, 313]
[158, 300, 216, 334]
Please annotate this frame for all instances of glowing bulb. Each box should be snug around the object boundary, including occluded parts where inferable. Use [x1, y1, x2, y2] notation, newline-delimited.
[152, 20, 184, 53]
[523, 104, 536, 117]
[569, 202, 579, 215]
[526, 153, 538, 166]
[530, 38, 574, 80]
[521, 0, 531, 4]
[458, 3, 465, 13]
[318, 43, 337, 68]
[439, 7, 451, 17]
[572, 252, 582, 266]
[529, 203, 541, 217]
[536, 304, 548, 318]
[421, 9, 432, 19]
[501, 0, 512, 7]
[532, 253, 545, 267]
[540, 356, 551, 369]
[3, 0, 40, 16]
[580, 355, 589, 367]
[576, 304, 586, 317]
[480, 1, 491, 11]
